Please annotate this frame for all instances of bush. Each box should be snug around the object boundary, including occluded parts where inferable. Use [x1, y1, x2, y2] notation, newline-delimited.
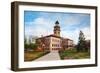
[29, 43, 38, 50]
[25, 43, 30, 50]
[25, 43, 38, 51]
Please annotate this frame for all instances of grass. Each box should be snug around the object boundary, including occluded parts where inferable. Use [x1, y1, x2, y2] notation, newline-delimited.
[59, 48, 90, 60]
[24, 51, 50, 61]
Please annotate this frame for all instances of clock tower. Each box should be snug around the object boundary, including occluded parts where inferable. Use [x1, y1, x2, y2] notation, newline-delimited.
[54, 20, 60, 37]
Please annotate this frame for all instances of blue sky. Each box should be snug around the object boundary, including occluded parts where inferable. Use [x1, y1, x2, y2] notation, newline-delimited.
[24, 11, 90, 44]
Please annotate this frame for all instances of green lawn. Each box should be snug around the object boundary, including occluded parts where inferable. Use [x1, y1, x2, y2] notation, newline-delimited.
[24, 51, 50, 61]
[59, 48, 90, 60]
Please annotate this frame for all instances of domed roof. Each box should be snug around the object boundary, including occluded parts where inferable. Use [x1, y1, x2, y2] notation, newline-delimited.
[55, 20, 59, 24]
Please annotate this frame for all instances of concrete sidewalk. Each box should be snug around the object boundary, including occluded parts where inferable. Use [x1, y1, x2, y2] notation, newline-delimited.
[35, 51, 60, 61]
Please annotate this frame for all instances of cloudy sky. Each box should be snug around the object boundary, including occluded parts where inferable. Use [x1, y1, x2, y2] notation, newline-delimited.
[24, 11, 90, 44]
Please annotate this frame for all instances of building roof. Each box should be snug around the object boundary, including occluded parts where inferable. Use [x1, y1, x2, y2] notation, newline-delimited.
[36, 34, 73, 41]
[62, 38, 73, 41]
[37, 34, 61, 39]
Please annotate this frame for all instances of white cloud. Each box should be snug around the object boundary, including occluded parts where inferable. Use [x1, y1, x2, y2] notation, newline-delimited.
[61, 29, 79, 44]
[63, 16, 80, 26]
[82, 27, 90, 40]
[61, 27, 90, 44]
[33, 17, 48, 25]
[25, 26, 50, 37]
[25, 17, 54, 37]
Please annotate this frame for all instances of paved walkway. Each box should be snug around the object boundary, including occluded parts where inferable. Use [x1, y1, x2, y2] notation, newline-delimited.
[35, 51, 60, 61]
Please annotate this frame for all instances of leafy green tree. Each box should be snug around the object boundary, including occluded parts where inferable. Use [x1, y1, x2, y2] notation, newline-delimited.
[29, 43, 38, 50]
[25, 43, 29, 49]
[24, 38, 29, 50]
[77, 31, 86, 52]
